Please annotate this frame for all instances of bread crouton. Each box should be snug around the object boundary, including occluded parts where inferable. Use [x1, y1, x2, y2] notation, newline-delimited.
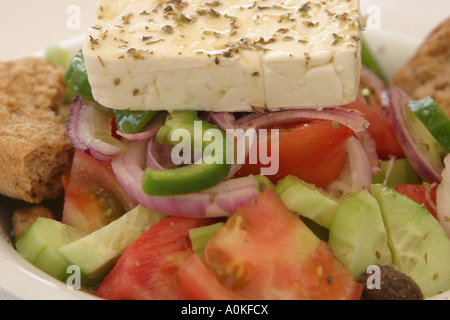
[0, 58, 73, 204]
[0, 57, 66, 112]
[392, 17, 450, 118]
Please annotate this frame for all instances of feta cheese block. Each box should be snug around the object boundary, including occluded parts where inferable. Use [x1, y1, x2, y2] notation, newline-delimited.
[83, 0, 361, 112]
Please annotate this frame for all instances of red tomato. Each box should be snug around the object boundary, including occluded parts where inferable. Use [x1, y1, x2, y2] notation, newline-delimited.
[179, 254, 241, 300]
[344, 94, 405, 160]
[180, 190, 362, 300]
[235, 120, 354, 188]
[62, 149, 136, 234]
[96, 216, 218, 300]
[394, 184, 438, 219]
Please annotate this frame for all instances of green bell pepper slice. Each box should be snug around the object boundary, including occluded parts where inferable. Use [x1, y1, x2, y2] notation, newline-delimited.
[114, 110, 160, 134]
[64, 50, 95, 102]
[408, 96, 450, 154]
[142, 111, 232, 196]
[361, 37, 388, 85]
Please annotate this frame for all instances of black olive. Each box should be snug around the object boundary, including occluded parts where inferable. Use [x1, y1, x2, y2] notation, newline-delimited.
[358, 265, 424, 300]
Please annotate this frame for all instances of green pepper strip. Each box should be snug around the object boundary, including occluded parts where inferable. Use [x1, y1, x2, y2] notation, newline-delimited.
[142, 111, 232, 196]
[361, 37, 388, 85]
[408, 97, 450, 154]
[114, 110, 160, 134]
[64, 50, 95, 102]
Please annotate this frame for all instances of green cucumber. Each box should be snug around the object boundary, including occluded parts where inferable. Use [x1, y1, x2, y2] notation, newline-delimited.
[371, 184, 450, 297]
[15, 218, 87, 282]
[275, 175, 339, 229]
[189, 222, 225, 260]
[56, 206, 167, 285]
[408, 97, 450, 154]
[328, 189, 392, 279]
[372, 158, 422, 187]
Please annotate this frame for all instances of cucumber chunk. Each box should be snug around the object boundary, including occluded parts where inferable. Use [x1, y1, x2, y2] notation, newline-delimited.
[372, 158, 422, 187]
[189, 222, 225, 260]
[371, 184, 450, 297]
[15, 218, 87, 282]
[328, 189, 392, 279]
[408, 97, 450, 154]
[275, 175, 339, 229]
[56, 206, 167, 285]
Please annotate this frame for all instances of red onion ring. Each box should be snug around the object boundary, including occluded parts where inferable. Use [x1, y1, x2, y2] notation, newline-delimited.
[236, 107, 370, 133]
[388, 86, 443, 183]
[355, 129, 381, 175]
[111, 140, 259, 218]
[67, 96, 126, 161]
[346, 135, 373, 192]
[360, 65, 390, 109]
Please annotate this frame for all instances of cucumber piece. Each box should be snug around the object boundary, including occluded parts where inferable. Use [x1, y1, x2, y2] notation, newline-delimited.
[372, 158, 422, 187]
[328, 189, 392, 279]
[275, 175, 339, 229]
[408, 97, 450, 154]
[371, 184, 450, 297]
[15, 218, 87, 282]
[405, 103, 445, 166]
[255, 175, 275, 193]
[56, 206, 167, 285]
[189, 222, 225, 260]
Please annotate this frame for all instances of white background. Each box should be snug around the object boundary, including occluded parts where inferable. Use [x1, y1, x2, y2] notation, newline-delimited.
[0, 0, 449, 61]
[0, 0, 448, 300]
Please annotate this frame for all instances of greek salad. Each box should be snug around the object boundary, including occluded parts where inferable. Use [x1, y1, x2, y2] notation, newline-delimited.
[9, 7, 450, 300]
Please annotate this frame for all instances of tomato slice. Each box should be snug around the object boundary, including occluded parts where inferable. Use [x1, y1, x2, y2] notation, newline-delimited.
[96, 216, 218, 300]
[235, 120, 354, 188]
[179, 254, 242, 300]
[180, 190, 361, 300]
[344, 94, 405, 160]
[394, 183, 438, 219]
[62, 149, 136, 234]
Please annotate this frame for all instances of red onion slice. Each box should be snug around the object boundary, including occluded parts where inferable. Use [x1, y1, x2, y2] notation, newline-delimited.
[236, 107, 369, 133]
[360, 65, 390, 109]
[346, 135, 373, 192]
[68, 96, 126, 161]
[355, 129, 381, 175]
[388, 86, 443, 183]
[111, 140, 259, 218]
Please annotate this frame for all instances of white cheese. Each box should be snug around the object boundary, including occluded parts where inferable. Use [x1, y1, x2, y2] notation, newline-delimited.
[83, 0, 361, 111]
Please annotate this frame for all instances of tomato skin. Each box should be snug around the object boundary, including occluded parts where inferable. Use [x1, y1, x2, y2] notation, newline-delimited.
[236, 120, 354, 188]
[344, 94, 405, 160]
[394, 184, 438, 219]
[62, 149, 136, 234]
[182, 190, 360, 300]
[96, 216, 218, 300]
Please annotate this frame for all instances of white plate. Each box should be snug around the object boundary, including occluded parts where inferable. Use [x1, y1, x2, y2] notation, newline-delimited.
[0, 29, 449, 300]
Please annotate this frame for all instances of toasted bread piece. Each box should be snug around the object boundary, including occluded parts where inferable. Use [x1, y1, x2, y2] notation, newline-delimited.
[392, 18, 450, 118]
[0, 57, 66, 112]
[0, 58, 73, 204]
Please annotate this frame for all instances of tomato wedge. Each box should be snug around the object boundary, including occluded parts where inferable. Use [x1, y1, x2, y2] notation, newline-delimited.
[62, 149, 136, 234]
[235, 120, 354, 188]
[180, 190, 361, 300]
[394, 183, 438, 219]
[95, 216, 218, 300]
[344, 94, 405, 160]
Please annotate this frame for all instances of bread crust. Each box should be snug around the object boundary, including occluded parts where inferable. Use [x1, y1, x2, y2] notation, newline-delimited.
[0, 58, 73, 204]
[392, 17, 450, 118]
